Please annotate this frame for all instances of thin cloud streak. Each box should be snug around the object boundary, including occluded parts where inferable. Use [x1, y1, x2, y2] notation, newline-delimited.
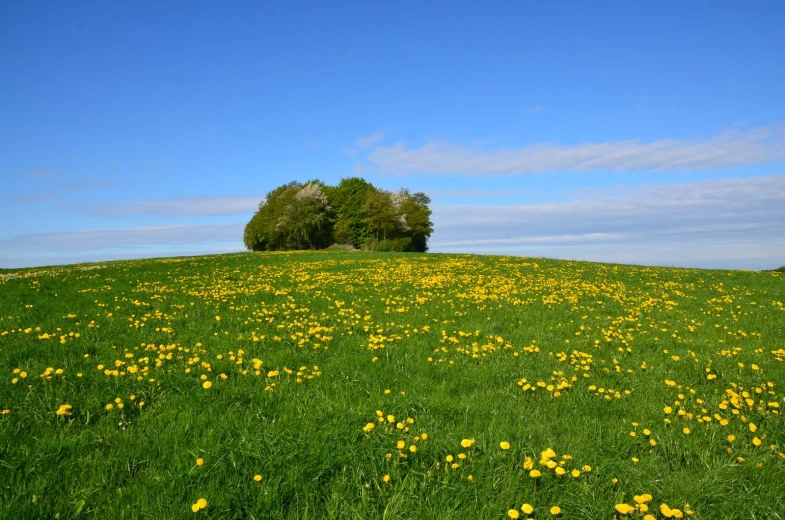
[429, 175, 785, 269]
[7, 194, 61, 203]
[355, 132, 386, 149]
[62, 195, 262, 217]
[0, 224, 245, 252]
[424, 188, 521, 198]
[366, 125, 785, 176]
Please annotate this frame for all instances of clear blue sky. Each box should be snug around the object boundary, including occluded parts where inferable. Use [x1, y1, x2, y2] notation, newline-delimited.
[2, 1, 784, 269]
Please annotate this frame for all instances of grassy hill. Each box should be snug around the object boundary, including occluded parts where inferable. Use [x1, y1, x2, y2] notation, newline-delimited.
[1, 251, 784, 519]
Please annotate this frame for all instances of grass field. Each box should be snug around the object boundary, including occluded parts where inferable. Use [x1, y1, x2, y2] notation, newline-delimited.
[1, 251, 784, 519]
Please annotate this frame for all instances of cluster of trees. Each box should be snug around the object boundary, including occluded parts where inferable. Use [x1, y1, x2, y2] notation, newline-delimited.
[243, 178, 433, 252]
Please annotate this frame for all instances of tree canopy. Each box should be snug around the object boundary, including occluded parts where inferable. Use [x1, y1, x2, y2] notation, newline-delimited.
[243, 178, 433, 252]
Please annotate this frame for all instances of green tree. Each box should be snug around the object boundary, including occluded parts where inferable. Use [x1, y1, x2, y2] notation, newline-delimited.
[363, 190, 399, 245]
[244, 178, 433, 252]
[275, 182, 331, 249]
[326, 177, 376, 247]
[399, 192, 434, 252]
[243, 181, 301, 251]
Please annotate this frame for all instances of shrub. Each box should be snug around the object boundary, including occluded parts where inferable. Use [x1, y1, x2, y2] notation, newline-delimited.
[377, 237, 413, 252]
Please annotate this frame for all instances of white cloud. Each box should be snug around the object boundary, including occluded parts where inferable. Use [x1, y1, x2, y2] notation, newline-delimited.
[62, 195, 262, 217]
[355, 132, 386, 149]
[7, 194, 61, 203]
[25, 169, 54, 178]
[0, 224, 244, 253]
[521, 105, 545, 114]
[429, 175, 785, 270]
[424, 188, 521, 198]
[365, 125, 785, 175]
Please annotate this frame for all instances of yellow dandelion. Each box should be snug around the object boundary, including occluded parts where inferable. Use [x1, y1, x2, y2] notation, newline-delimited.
[191, 498, 207, 512]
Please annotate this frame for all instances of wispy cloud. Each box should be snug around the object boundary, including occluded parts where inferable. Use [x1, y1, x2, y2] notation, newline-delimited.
[425, 188, 521, 197]
[25, 169, 54, 179]
[521, 105, 545, 114]
[364, 125, 785, 176]
[61, 195, 262, 217]
[0, 245, 248, 269]
[429, 175, 785, 269]
[355, 132, 386, 149]
[7, 194, 61, 203]
[0, 224, 244, 253]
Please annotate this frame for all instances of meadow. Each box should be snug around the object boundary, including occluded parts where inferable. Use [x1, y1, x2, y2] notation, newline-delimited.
[1, 251, 784, 519]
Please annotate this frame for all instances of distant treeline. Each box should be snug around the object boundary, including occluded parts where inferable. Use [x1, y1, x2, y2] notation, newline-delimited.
[243, 178, 433, 252]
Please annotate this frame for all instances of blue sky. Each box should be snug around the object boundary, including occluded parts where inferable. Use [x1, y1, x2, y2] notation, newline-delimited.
[1, 1, 784, 269]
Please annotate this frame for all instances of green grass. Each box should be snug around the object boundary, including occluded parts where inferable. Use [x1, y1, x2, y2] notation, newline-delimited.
[1, 251, 784, 519]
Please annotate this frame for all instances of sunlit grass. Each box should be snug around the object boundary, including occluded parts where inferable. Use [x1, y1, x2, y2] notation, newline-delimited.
[1, 251, 784, 518]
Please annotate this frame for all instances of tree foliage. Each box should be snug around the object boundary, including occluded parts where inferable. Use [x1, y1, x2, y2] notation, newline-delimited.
[243, 178, 433, 252]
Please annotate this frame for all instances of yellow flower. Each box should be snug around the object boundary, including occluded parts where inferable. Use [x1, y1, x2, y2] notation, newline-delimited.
[529, 469, 542, 478]
[508, 510, 520, 519]
[253, 474, 263, 482]
[500, 441, 511, 450]
[460, 438, 475, 448]
[727, 434, 736, 442]
[55, 404, 72, 416]
[634, 494, 652, 504]
[382, 474, 390, 483]
[202, 381, 212, 389]
[191, 498, 207, 512]
[196, 458, 204, 466]
[749, 423, 757, 433]
[521, 504, 534, 515]
[570, 469, 580, 477]
[409, 445, 417, 453]
[549, 505, 562, 515]
[752, 437, 762, 446]
[396, 440, 405, 450]
[615, 504, 635, 515]
[682, 427, 691, 435]
[660, 503, 679, 517]
[105, 403, 113, 410]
